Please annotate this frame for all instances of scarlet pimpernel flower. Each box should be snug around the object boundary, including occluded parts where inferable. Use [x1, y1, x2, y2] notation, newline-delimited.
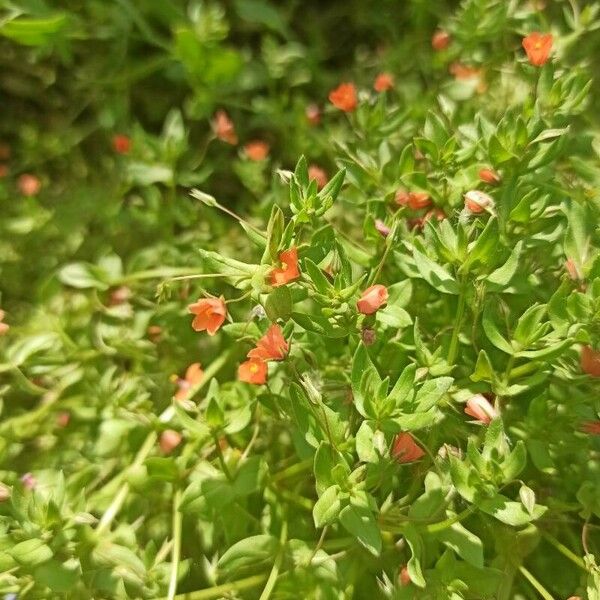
[238, 358, 268, 385]
[188, 297, 227, 335]
[173, 363, 204, 401]
[270, 247, 300, 286]
[357, 285, 388, 315]
[392, 433, 425, 463]
[329, 83, 358, 112]
[248, 324, 289, 362]
[522, 32, 553, 66]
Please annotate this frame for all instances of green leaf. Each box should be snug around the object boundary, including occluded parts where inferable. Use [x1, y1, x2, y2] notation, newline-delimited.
[412, 248, 459, 294]
[403, 524, 427, 587]
[339, 503, 382, 556]
[388, 363, 417, 406]
[519, 484, 536, 516]
[1, 14, 68, 46]
[482, 303, 514, 355]
[513, 304, 546, 347]
[485, 241, 522, 289]
[414, 377, 453, 411]
[529, 126, 570, 144]
[479, 494, 546, 526]
[291, 312, 347, 338]
[313, 485, 342, 528]
[9, 539, 53, 566]
[218, 535, 279, 575]
[265, 205, 285, 262]
[437, 523, 484, 568]
[264, 286, 292, 321]
[35, 560, 79, 592]
[471, 349, 494, 382]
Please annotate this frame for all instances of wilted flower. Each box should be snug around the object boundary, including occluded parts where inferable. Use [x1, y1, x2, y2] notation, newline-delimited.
[581, 345, 600, 377]
[464, 190, 494, 214]
[248, 324, 289, 361]
[374, 219, 391, 237]
[329, 83, 358, 112]
[479, 168, 501, 184]
[238, 358, 268, 385]
[18, 174, 41, 197]
[173, 363, 204, 402]
[112, 134, 132, 154]
[522, 32, 553, 67]
[431, 30, 450, 51]
[0, 310, 9, 335]
[244, 140, 270, 161]
[0, 483, 10, 502]
[306, 103, 321, 125]
[212, 110, 238, 144]
[392, 433, 425, 463]
[357, 284, 388, 315]
[108, 286, 132, 306]
[464, 394, 498, 425]
[308, 164, 328, 190]
[361, 327, 376, 346]
[160, 430, 182, 454]
[147, 325, 162, 342]
[188, 297, 227, 335]
[270, 247, 300, 286]
[374, 72, 394, 92]
[565, 258, 583, 282]
[399, 565, 412, 586]
[580, 421, 600, 435]
[56, 412, 70, 428]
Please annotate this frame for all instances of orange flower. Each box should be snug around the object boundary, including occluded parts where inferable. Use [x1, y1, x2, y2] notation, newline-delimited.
[212, 110, 238, 144]
[392, 433, 425, 463]
[244, 140, 270, 161]
[449, 62, 481, 80]
[580, 421, 600, 435]
[160, 430, 182, 453]
[188, 297, 227, 335]
[306, 103, 321, 125]
[173, 363, 204, 401]
[431, 30, 450, 51]
[238, 358, 268, 385]
[464, 394, 498, 425]
[479, 168, 501, 184]
[399, 566, 411, 586]
[522, 32, 553, 67]
[329, 83, 358, 112]
[270, 247, 300, 287]
[18, 174, 41, 197]
[464, 190, 494, 214]
[374, 72, 394, 92]
[308, 164, 328, 190]
[581, 345, 600, 377]
[0, 310, 8, 336]
[357, 284, 388, 315]
[108, 286, 132, 306]
[112, 134, 131, 154]
[395, 189, 432, 210]
[248, 324, 289, 361]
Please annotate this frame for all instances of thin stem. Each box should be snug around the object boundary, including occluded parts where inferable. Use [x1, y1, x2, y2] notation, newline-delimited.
[270, 458, 313, 483]
[258, 520, 288, 600]
[425, 506, 477, 534]
[447, 286, 467, 365]
[167, 488, 183, 600]
[519, 566, 554, 600]
[168, 574, 268, 600]
[213, 433, 233, 480]
[541, 531, 586, 570]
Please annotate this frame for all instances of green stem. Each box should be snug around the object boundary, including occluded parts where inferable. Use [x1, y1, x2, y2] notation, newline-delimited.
[270, 458, 313, 482]
[167, 488, 183, 600]
[425, 506, 476, 533]
[541, 531, 586, 570]
[447, 286, 467, 366]
[168, 574, 268, 600]
[213, 433, 233, 480]
[509, 361, 540, 380]
[258, 520, 288, 600]
[519, 566, 555, 600]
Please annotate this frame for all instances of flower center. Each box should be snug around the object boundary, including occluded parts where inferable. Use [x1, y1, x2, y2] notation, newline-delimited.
[250, 363, 259, 373]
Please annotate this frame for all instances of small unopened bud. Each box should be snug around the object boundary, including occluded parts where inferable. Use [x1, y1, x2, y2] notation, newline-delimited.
[374, 219, 391, 237]
[56, 411, 70, 428]
[276, 169, 293, 184]
[190, 189, 218, 207]
[399, 565, 412, 586]
[21, 473, 37, 490]
[478, 168, 501, 185]
[301, 373, 322, 404]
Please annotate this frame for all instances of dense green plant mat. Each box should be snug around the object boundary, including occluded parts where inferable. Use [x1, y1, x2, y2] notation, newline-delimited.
[2, 0, 600, 598]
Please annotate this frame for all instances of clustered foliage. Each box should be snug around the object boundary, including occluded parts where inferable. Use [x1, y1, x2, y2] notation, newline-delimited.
[1, 0, 600, 598]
